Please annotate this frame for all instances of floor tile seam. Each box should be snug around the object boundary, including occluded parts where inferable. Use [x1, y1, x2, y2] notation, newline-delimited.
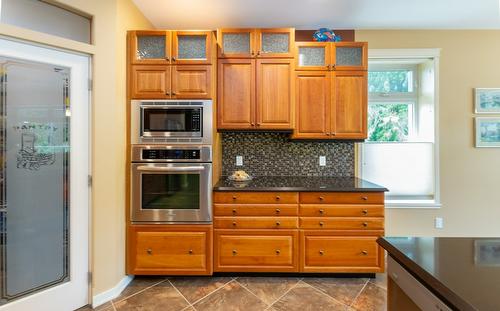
[233, 278, 270, 306]
[348, 279, 369, 308]
[264, 278, 303, 310]
[298, 280, 351, 308]
[367, 279, 387, 291]
[187, 278, 237, 306]
[110, 300, 117, 311]
[167, 279, 193, 309]
[112, 278, 168, 304]
[302, 278, 369, 306]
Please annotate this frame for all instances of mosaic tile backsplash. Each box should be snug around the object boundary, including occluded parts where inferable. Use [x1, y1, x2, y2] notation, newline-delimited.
[222, 132, 355, 177]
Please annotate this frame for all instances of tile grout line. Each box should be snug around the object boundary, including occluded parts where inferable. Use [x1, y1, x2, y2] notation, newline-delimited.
[110, 300, 117, 311]
[367, 277, 388, 291]
[112, 278, 169, 304]
[167, 279, 193, 310]
[349, 278, 370, 308]
[264, 278, 303, 310]
[233, 279, 271, 307]
[187, 277, 237, 307]
[298, 280, 352, 309]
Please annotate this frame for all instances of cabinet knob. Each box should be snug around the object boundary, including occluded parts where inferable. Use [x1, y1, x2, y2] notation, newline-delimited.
[319, 221, 324, 227]
[188, 249, 193, 255]
[232, 249, 237, 255]
[361, 196, 368, 201]
[172, 56, 176, 61]
[275, 195, 281, 201]
[319, 209, 324, 215]
[232, 196, 237, 200]
[257, 50, 261, 56]
[165, 56, 170, 61]
[319, 250, 324, 256]
[165, 92, 170, 95]
[362, 250, 368, 255]
[331, 132, 336, 136]
[275, 208, 281, 214]
[232, 209, 237, 215]
[362, 222, 368, 227]
[232, 221, 237, 227]
[172, 92, 177, 96]
[276, 249, 281, 255]
[275, 221, 281, 227]
[251, 123, 255, 126]
[251, 50, 255, 56]
[332, 64, 336, 70]
[146, 248, 152, 255]
[319, 196, 324, 201]
[362, 209, 368, 215]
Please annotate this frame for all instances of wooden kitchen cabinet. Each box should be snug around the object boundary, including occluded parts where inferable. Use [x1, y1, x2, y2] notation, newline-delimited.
[332, 42, 368, 71]
[127, 225, 213, 275]
[217, 28, 256, 58]
[171, 65, 212, 98]
[295, 42, 330, 71]
[256, 28, 295, 58]
[217, 59, 294, 130]
[131, 65, 171, 99]
[172, 31, 212, 65]
[130, 30, 171, 65]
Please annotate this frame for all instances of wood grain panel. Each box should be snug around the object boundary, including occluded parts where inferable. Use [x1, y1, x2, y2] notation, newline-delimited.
[214, 204, 298, 216]
[214, 216, 298, 229]
[299, 204, 384, 217]
[299, 192, 384, 204]
[171, 65, 211, 99]
[131, 65, 170, 99]
[299, 217, 384, 230]
[214, 192, 298, 204]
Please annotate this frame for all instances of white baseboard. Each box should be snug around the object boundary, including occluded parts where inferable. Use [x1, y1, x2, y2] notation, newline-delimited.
[92, 275, 134, 308]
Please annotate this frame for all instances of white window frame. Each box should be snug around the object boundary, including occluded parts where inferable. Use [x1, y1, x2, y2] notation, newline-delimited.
[358, 49, 441, 209]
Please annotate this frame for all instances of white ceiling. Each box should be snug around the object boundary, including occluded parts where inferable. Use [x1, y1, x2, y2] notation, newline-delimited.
[132, 0, 500, 30]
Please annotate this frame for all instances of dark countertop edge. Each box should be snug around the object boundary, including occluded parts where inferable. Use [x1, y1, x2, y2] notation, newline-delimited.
[377, 237, 476, 311]
[213, 187, 388, 192]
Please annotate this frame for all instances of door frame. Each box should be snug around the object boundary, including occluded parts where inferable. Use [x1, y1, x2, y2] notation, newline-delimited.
[0, 37, 90, 311]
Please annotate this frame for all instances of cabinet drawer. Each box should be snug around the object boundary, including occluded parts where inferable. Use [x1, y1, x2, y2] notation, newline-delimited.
[135, 232, 207, 271]
[214, 217, 298, 229]
[299, 217, 384, 230]
[214, 230, 298, 272]
[214, 192, 298, 204]
[300, 192, 384, 204]
[302, 234, 382, 272]
[299, 204, 384, 217]
[214, 204, 298, 216]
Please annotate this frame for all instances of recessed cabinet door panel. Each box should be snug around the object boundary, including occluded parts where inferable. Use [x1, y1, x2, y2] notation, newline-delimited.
[217, 59, 255, 129]
[218, 29, 256, 58]
[332, 42, 368, 71]
[172, 31, 212, 64]
[332, 71, 367, 139]
[292, 71, 331, 139]
[295, 42, 330, 71]
[171, 65, 211, 99]
[130, 31, 171, 65]
[256, 28, 294, 58]
[131, 65, 170, 99]
[256, 59, 293, 129]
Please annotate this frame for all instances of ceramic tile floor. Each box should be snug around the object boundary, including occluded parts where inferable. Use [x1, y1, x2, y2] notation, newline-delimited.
[79, 273, 387, 311]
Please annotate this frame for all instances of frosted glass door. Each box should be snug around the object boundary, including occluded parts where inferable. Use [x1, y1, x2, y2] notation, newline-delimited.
[257, 29, 294, 58]
[0, 57, 70, 304]
[333, 43, 367, 70]
[132, 31, 170, 64]
[296, 43, 329, 70]
[173, 31, 211, 64]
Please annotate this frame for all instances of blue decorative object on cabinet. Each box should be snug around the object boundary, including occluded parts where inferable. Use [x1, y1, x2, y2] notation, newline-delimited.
[313, 28, 341, 42]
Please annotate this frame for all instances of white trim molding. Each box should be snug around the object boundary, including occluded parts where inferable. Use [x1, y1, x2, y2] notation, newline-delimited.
[92, 276, 134, 308]
[368, 48, 441, 59]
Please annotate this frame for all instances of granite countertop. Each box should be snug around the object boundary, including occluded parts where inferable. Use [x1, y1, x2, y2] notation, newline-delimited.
[378, 237, 500, 311]
[213, 176, 388, 192]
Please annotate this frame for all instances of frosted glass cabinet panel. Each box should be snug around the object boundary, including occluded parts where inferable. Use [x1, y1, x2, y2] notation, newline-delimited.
[295, 42, 329, 70]
[218, 29, 255, 58]
[332, 43, 368, 70]
[256, 29, 295, 58]
[173, 31, 212, 64]
[130, 31, 171, 64]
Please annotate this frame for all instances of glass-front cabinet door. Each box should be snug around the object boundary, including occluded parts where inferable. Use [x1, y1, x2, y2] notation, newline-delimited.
[295, 42, 330, 71]
[256, 28, 295, 58]
[130, 30, 171, 65]
[172, 31, 212, 64]
[332, 42, 368, 71]
[217, 28, 255, 58]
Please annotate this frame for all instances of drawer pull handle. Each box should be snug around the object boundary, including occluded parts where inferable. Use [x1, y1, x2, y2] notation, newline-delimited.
[362, 222, 368, 227]
[361, 196, 368, 201]
[319, 250, 324, 256]
[319, 196, 324, 201]
[146, 248, 152, 255]
[275, 208, 281, 214]
[319, 209, 324, 215]
[232, 209, 237, 215]
[362, 209, 368, 215]
[319, 221, 324, 227]
[232, 222, 237, 227]
[188, 249, 193, 255]
[232, 249, 237, 255]
[276, 196, 281, 201]
[362, 250, 368, 255]
[275, 249, 281, 255]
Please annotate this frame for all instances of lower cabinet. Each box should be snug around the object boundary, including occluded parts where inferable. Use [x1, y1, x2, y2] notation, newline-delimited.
[300, 232, 384, 273]
[214, 230, 299, 272]
[127, 225, 213, 275]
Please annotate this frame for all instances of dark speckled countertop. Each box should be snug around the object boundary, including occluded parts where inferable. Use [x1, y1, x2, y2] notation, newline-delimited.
[213, 176, 388, 192]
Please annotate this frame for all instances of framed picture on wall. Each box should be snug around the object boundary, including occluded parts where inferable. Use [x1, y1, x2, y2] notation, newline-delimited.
[475, 117, 500, 147]
[474, 88, 500, 113]
[474, 240, 500, 266]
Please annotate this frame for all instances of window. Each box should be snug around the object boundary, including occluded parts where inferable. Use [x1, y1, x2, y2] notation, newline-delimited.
[360, 52, 440, 207]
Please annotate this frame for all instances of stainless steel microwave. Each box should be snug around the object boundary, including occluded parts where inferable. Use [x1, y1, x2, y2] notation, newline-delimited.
[131, 100, 212, 144]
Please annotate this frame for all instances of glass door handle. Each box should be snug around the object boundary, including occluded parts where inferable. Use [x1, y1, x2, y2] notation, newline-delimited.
[136, 166, 205, 172]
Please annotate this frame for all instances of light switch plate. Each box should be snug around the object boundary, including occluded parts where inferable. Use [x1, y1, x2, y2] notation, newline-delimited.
[236, 156, 243, 166]
[319, 156, 326, 166]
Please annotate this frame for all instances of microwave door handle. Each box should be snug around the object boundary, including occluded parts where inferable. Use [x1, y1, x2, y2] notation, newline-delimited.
[136, 166, 205, 172]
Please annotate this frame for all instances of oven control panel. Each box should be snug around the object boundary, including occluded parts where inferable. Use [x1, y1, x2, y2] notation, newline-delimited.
[132, 145, 212, 163]
[142, 149, 200, 160]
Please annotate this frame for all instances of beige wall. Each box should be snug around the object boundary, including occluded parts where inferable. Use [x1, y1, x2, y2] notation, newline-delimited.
[356, 30, 500, 237]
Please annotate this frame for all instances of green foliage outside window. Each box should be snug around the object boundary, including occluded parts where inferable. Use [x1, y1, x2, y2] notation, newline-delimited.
[368, 103, 410, 142]
[368, 70, 411, 93]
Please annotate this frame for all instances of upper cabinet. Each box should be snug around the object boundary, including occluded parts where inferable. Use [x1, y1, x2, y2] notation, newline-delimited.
[218, 28, 294, 59]
[130, 30, 212, 65]
[295, 42, 368, 71]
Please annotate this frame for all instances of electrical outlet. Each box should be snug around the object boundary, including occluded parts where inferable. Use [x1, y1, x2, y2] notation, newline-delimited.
[435, 217, 444, 229]
[236, 155, 243, 166]
[319, 156, 326, 166]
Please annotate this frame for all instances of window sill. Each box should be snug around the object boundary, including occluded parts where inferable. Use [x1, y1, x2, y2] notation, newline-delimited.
[385, 200, 441, 209]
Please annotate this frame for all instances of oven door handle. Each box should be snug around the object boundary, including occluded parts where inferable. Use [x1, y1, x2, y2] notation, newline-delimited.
[136, 165, 205, 172]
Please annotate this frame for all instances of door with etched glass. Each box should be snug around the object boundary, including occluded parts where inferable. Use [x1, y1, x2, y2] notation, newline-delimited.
[130, 31, 171, 65]
[172, 31, 212, 65]
[295, 42, 330, 71]
[332, 42, 368, 71]
[217, 29, 256, 58]
[0, 38, 89, 311]
[256, 28, 295, 58]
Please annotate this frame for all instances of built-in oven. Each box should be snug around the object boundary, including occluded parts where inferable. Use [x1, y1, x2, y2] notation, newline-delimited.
[131, 145, 212, 223]
[131, 100, 212, 144]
